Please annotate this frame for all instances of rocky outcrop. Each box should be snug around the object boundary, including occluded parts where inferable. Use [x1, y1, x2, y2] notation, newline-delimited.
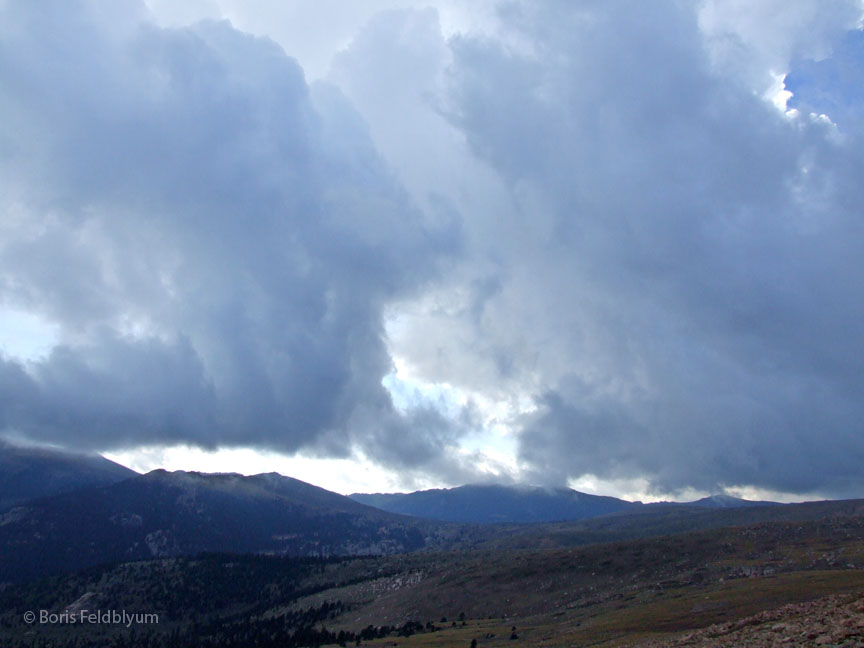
[638, 593, 864, 647]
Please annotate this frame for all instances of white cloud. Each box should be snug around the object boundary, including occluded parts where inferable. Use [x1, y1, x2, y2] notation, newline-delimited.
[698, 0, 861, 92]
[104, 444, 410, 494]
[0, 308, 59, 362]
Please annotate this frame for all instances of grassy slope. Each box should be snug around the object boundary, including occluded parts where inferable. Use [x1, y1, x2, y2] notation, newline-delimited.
[4, 509, 864, 646]
[353, 571, 864, 648]
[296, 514, 864, 647]
[479, 498, 864, 551]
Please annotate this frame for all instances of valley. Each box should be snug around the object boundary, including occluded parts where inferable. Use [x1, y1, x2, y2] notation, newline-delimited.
[2, 447, 864, 646]
[3, 504, 864, 646]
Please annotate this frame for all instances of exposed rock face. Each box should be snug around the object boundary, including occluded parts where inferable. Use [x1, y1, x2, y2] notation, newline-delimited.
[638, 593, 864, 647]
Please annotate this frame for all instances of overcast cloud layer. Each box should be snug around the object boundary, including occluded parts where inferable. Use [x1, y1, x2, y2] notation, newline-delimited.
[0, 0, 480, 485]
[2, 0, 864, 497]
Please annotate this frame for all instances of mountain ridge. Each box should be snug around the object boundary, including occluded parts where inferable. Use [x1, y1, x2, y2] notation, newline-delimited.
[349, 483, 778, 523]
[0, 469, 471, 584]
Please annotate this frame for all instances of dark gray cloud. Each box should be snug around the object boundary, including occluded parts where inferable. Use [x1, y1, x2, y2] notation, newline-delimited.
[0, 0, 469, 477]
[354, 1, 864, 497]
[441, 1, 864, 496]
[3, 0, 864, 497]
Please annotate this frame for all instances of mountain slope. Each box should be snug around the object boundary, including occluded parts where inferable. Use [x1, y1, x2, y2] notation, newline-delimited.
[4, 512, 864, 648]
[350, 483, 641, 523]
[0, 470, 463, 584]
[0, 440, 137, 510]
[481, 497, 864, 551]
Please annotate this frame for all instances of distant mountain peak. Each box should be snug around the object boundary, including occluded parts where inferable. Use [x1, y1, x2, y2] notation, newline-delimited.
[689, 493, 779, 508]
[705, 493, 741, 503]
[350, 482, 640, 523]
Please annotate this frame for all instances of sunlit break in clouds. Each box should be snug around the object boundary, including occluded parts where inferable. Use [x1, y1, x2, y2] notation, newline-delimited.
[2, 0, 864, 501]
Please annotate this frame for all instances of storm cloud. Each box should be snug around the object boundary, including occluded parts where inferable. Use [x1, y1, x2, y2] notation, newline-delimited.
[2, 0, 864, 497]
[338, 1, 864, 496]
[0, 0, 473, 481]
[438, 0, 864, 496]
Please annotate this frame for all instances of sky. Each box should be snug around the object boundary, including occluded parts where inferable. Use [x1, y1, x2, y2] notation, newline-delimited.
[1, 0, 864, 502]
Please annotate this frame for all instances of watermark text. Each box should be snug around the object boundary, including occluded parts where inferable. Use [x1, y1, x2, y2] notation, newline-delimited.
[24, 609, 159, 628]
